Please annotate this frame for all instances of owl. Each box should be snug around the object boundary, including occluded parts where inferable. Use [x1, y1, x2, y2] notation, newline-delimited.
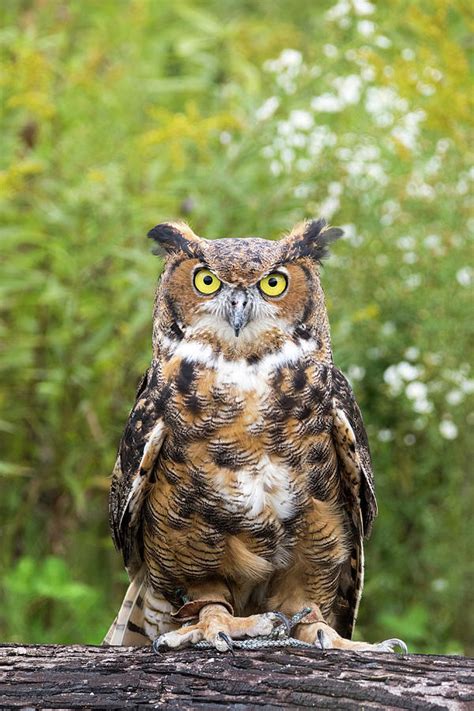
[105, 219, 406, 653]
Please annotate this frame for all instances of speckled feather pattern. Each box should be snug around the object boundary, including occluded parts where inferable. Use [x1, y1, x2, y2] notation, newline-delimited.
[107, 219, 376, 646]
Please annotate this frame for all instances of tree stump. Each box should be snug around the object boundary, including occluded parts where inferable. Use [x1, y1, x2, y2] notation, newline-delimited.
[0, 644, 472, 709]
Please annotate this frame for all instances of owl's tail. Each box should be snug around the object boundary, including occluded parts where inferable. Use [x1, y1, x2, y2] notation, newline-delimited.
[103, 565, 150, 646]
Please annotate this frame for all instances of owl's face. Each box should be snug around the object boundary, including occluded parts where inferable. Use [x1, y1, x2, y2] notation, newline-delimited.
[150, 220, 342, 354]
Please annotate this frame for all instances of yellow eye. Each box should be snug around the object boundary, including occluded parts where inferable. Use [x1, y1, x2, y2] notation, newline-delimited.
[193, 268, 221, 295]
[259, 272, 288, 297]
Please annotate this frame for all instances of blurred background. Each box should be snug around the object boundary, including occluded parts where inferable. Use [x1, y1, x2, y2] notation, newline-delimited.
[1, 0, 472, 654]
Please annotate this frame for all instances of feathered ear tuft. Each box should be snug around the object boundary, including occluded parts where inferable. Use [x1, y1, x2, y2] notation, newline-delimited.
[282, 218, 344, 262]
[147, 221, 204, 259]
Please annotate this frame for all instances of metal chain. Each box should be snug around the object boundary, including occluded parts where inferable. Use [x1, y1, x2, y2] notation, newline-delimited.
[193, 636, 315, 650]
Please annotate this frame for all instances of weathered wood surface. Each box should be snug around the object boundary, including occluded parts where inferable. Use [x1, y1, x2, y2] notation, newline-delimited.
[0, 644, 472, 710]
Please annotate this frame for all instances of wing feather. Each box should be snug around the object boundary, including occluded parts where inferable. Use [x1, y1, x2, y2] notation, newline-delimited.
[109, 361, 168, 576]
[329, 366, 378, 638]
[331, 366, 377, 538]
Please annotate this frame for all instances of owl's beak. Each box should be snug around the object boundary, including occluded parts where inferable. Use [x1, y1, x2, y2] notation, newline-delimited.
[227, 289, 250, 337]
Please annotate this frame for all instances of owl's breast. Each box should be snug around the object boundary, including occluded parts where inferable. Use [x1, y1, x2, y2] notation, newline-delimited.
[158, 345, 335, 524]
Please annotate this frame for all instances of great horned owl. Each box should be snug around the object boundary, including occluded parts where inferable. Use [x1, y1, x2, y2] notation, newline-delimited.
[105, 219, 405, 653]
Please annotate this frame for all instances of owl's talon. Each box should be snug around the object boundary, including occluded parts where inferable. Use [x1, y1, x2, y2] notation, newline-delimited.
[153, 634, 176, 652]
[373, 638, 408, 654]
[152, 638, 164, 654]
[217, 631, 235, 654]
[317, 629, 326, 650]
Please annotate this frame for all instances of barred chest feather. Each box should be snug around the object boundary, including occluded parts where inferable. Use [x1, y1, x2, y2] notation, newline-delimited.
[154, 335, 337, 533]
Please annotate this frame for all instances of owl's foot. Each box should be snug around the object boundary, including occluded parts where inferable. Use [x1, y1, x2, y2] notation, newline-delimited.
[153, 603, 290, 652]
[297, 620, 408, 654]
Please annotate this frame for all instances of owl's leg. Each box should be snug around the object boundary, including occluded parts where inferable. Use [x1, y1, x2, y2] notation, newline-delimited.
[154, 603, 289, 652]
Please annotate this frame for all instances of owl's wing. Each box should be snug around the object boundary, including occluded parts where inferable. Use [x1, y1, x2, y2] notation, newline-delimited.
[329, 366, 378, 638]
[109, 361, 168, 576]
[331, 366, 377, 538]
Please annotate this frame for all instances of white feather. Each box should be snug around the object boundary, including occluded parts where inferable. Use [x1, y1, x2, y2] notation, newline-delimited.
[236, 454, 295, 521]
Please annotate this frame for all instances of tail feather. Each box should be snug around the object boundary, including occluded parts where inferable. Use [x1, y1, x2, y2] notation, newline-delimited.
[103, 566, 150, 646]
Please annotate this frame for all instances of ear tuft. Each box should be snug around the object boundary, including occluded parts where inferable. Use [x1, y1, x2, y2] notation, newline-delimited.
[283, 218, 344, 262]
[147, 221, 203, 259]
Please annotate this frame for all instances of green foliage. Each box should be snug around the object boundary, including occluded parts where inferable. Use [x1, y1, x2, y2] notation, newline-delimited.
[3, 556, 102, 644]
[1, 0, 472, 653]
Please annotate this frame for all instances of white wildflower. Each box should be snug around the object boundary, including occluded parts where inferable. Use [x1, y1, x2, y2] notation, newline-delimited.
[436, 138, 451, 153]
[333, 74, 363, 105]
[347, 365, 366, 381]
[270, 160, 282, 176]
[439, 420, 458, 440]
[405, 274, 422, 289]
[357, 20, 375, 36]
[375, 35, 392, 48]
[381, 321, 396, 336]
[256, 97, 279, 122]
[446, 390, 463, 406]
[280, 147, 295, 167]
[396, 235, 415, 250]
[405, 347, 420, 361]
[456, 267, 472, 287]
[406, 177, 435, 200]
[361, 65, 375, 81]
[311, 94, 343, 112]
[325, 0, 351, 21]
[405, 382, 433, 415]
[427, 68, 443, 82]
[403, 251, 418, 264]
[405, 382, 428, 401]
[461, 379, 474, 394]
[288, 110, 314, 130]
[318, 194, 340, 219]
[365, 86, 408, 114]
[323, 44, 338, 58]
[413, 400, 433, 414]
[391, 110, 426, 151]
[417, 81, 436, 96]
[307, 126, 337, 156]
[277, 121, 292, 137]
[424, 234, 441, 249]
[353, 0, 375, 15]
[384, 366, 403, 394]
[456, 179, 468, 195]
[280, 48, 302, 66]
[402, 48, 415, 61]
[290, 134, 308, 148]
[425, 156, 441, 176]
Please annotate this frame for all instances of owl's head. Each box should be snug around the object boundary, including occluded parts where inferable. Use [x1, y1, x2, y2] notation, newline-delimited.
[149, 219, 343, 356]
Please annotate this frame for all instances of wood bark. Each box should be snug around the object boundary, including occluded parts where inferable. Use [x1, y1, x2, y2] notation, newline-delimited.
[0, 644, 472, 710]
